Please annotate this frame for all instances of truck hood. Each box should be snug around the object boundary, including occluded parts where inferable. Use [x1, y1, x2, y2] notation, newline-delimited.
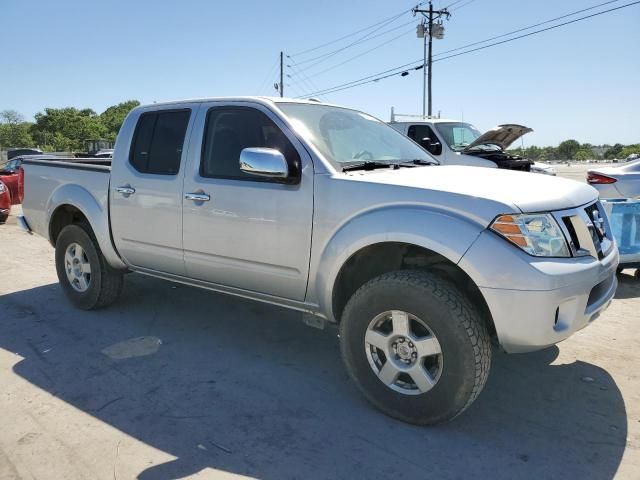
[463, 124, 533, 152]
[348, 165, 597, 219]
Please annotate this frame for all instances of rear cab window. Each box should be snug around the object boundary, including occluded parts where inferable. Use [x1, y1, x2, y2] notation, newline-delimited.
[129, 109, 191, 175]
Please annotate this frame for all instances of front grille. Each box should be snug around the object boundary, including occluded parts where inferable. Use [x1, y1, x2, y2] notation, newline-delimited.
[555, 201, 613, 259]
[584, 203, 605, 258]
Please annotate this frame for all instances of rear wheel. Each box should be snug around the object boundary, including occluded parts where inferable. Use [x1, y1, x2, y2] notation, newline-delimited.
[55, 223, 123, 310]
[339, 270, 491, 425]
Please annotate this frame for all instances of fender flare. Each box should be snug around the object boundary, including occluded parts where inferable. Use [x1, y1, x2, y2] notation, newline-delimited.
[46, 184, 127, 270]
[311, 205, 486, 322]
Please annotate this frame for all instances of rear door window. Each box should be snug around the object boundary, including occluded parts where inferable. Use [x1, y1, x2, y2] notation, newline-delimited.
[129, 110, 190, 175]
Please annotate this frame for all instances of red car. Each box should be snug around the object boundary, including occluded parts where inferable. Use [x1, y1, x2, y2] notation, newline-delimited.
[0, 157, 22, 204]
[0, 180, 10, 224]
[0, 156, 31, 204]
[0, 154, 58, 204]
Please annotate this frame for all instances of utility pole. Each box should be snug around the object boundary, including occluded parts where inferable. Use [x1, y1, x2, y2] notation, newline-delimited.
[414, 1, 449, 117]
[422, 21, 427, 118]
[279, 51, 284, 98]
[427, 1, 433, 117]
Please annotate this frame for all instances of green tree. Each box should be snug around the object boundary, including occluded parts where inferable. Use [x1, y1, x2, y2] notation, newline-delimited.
[0, 110, 34, 148]
[100, 100, 140, 141]
[32, 107, 106, 151]
[604, 143, 624, 159]
[525, 145, 541, 160]
[537, 146, 557, 161]
[620, 144, 640, 159]
[557, 139, 581, 160]
[573, 149, 593, 161]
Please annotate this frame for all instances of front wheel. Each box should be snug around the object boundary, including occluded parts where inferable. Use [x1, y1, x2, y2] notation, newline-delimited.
[339, 270, 491, 425]
[55, 223, 123, 310]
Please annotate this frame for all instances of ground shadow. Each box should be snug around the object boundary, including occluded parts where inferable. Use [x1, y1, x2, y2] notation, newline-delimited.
[0, 275, 629, 479]
[615, 270, 640, 299]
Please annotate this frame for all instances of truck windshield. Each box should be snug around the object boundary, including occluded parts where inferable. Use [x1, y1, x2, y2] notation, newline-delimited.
[277, 103, 436, 169]
[435, 122, 482, 152]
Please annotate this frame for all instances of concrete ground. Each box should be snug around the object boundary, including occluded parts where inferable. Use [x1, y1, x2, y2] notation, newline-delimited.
[1, 166, 639, 479]
[552, 161, 613, 183]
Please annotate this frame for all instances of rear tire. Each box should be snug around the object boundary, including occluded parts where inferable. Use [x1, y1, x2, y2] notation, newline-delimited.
[339, 270, 491, 425]
[55, 223, 123, 310]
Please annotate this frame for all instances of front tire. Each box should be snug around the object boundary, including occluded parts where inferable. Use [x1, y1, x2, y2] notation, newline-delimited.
[55, 223, 123, 310]
[339, 270, 491, 425]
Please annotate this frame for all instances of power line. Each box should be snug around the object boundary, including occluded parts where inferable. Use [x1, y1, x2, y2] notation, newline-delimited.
[300, 0, 618, 97]
[290, 25, 416, 80]
[297, 0, 638, 98]
[287, 58, 326, 98]
[286, 82, 307, 98]
[443, 0, 466, 8]
[432, 0, 634, 62]
[293, 0, 619, 94]
[449, 0, 477, 12]
[290, 15, 409, 72]
[289, 3, 426, 58]
[290, 19, 416, 69]
[433, 0, 621, 59]
[287, 0, 480, 77]
[256, 55, 280, 95]
[296, 60, 420, 98]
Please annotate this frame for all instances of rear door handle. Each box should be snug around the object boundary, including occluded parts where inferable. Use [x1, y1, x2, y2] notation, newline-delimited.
[115, 186, 136, 195]
[184, 192, 210, 202]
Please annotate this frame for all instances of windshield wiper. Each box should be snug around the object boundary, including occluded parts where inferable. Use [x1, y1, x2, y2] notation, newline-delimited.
[342, 161, 401, 172]
[398, 159, 439, 166]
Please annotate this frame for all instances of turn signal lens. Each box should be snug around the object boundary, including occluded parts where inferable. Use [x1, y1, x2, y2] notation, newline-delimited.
[490, 213, 571, 257]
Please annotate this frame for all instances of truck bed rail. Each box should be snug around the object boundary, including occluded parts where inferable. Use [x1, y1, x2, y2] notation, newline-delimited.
[22, 157, 111, 173]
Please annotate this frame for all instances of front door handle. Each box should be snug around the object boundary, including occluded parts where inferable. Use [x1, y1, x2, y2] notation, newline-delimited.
[184, 192, 210, 202]
[115, 185, 136, 196]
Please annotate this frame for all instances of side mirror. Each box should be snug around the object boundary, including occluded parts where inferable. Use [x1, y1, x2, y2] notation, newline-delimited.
[239, 147, 289, 179]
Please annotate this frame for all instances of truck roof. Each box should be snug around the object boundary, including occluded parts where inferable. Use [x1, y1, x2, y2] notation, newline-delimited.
[389, 118, 463, 125]
[136, 96, 336, 109]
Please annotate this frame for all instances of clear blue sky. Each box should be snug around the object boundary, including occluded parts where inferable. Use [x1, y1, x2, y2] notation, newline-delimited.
[2, 0, 639, 146]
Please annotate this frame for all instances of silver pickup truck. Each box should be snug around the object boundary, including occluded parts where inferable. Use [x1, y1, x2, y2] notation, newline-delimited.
[20, 97, 618, 425]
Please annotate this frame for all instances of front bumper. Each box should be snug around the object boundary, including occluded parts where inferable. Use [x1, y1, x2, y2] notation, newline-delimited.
[460, 229, 619, 353]
[480, 270, 617, 353]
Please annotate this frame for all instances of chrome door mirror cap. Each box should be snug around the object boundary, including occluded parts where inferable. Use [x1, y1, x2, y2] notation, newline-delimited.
[240, 148, 288, 179]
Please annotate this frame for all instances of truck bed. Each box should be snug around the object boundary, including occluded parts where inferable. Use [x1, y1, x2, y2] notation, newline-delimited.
[21, 158, 112, 243]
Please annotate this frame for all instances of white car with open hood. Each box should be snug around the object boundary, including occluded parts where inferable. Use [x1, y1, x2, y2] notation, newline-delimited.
[389, 117, 555, 174]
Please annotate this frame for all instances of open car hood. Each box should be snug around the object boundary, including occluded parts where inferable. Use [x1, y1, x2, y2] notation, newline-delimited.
[463, 124, 533, 152]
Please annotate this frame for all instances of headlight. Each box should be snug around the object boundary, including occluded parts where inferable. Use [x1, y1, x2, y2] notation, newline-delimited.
[0, 183, 5, 193]
[490, 213, 571, 257]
